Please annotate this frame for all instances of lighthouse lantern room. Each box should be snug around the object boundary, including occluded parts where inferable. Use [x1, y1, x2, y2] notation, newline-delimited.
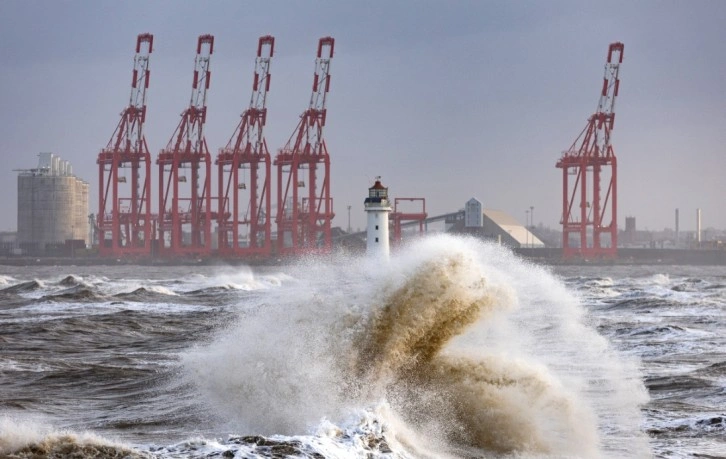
[364, 177, 392, 258]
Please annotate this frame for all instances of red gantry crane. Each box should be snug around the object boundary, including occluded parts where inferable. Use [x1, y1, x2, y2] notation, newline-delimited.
[391, 198, 427, 246]
[556, 42, 624, 259]
[97, 33, 154, 257]
[274, 37, 335, 256]
[157, 35, 214, 257]
[216, 36, 274, 258]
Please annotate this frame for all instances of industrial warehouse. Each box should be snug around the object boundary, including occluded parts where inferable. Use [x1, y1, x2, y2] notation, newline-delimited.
[5, 34, 725, 265]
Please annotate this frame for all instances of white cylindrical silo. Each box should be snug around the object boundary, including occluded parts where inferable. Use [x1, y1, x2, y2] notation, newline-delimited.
[38, 152, 53, 172]
[17, 175, 75, 250]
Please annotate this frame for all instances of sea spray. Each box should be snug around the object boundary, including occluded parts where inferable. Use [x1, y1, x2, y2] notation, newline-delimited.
[353, 250, 507, 382]
[0, 418, 142, 459]
[181, 234, 650, 457]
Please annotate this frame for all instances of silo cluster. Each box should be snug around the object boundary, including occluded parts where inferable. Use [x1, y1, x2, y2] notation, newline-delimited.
[17, 153, 89, 255]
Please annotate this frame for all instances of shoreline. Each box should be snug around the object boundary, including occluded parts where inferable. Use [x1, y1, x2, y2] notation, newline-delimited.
[1, 247, 725, 266]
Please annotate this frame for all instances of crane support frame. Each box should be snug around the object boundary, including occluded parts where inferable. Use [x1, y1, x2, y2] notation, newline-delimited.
[391, 198, 427, 246]
[274, 37, 335, 256]
[556, 42, 623, 259]
[216, 36, 275, 258]
[157, 35, 214, 257]
[97, 33, 154, 257]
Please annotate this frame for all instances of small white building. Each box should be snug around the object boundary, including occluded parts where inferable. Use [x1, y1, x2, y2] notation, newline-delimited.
[364, 177, 392, 258]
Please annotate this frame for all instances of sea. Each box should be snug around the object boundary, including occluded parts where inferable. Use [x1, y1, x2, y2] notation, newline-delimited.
[0, 235, 724, 458]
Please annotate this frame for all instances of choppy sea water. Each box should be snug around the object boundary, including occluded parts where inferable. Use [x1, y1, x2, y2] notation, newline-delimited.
[0, 235, 723, 458]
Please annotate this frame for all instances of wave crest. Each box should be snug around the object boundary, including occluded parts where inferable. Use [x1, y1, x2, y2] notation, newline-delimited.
[350, 249, 596, 455]
[354, 252, 505, 383]
[182, 235, 646, 457]
[0, 418, 142, 459]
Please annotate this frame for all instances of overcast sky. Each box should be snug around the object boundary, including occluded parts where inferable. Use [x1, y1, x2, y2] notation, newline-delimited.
[1, 1, 724, 233]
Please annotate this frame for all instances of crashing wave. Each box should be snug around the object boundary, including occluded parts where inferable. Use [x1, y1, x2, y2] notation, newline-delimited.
[181, 235, 648, 457]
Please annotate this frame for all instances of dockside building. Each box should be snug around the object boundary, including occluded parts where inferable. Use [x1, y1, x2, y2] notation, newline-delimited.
[17, 153, 89, 255]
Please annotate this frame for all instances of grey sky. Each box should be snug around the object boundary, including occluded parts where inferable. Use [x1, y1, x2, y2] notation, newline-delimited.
[1, 1, 724, 233]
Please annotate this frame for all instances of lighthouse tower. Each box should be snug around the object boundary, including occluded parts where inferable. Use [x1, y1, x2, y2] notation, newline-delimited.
[364, 177, 392, 258]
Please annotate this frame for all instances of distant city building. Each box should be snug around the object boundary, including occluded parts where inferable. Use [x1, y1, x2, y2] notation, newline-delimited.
[16, 153, 89, 255]
[0, 231, 19, 256]
[624, 216, 637, 244]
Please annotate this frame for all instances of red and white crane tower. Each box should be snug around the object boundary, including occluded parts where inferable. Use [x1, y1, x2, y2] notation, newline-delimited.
[275, 37, 335, 256]
[216, 36, 274, 258]
[157, 35, 214, 257]
[556, 42, 623, 259]
[97, 33, 154, 257]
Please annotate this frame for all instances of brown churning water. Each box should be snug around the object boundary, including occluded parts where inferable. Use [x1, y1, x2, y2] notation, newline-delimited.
[350, 251, 598, 456]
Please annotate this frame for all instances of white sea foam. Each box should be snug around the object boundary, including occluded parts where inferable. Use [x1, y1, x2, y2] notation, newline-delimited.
[181, 235, 651, 457]
[144, 285, 178, 296]
[198, 266, 290, 291]
[0, 417, 49, 455]
[0, 275, 15, 285]
[0, 417, 136, 457]
[0, 359, 53, 373]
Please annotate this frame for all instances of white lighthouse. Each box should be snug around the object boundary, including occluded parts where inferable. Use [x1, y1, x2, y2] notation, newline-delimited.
[364, 177, 392, 258]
